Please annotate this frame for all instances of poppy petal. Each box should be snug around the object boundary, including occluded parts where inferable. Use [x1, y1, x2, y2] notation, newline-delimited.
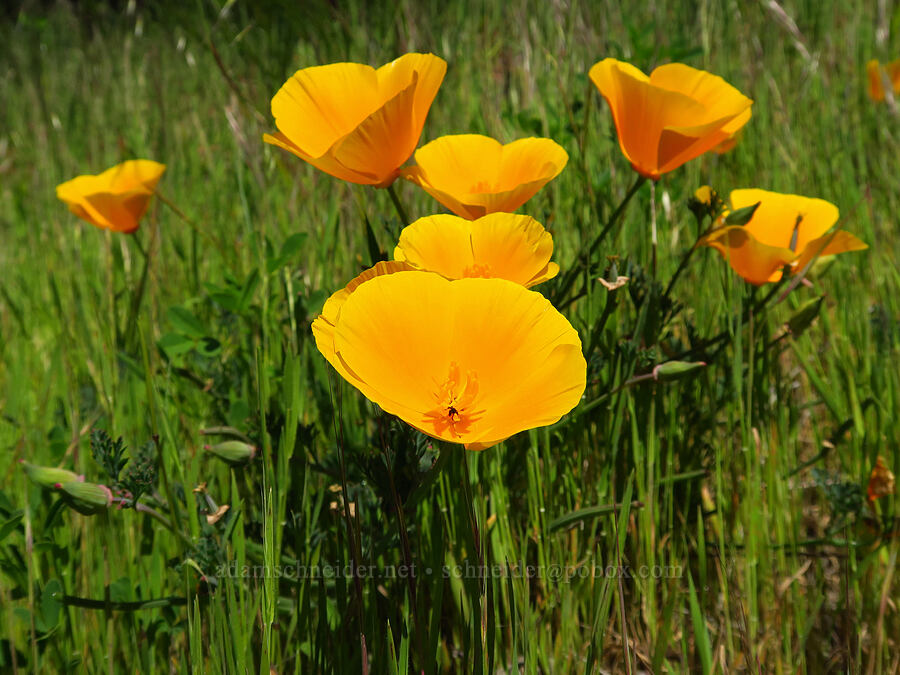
[403, 134, 566, 218]
[376, 53, 447, 138]
[262, 131, 376, 184]
[589, 58, 752, 178]
[794, 230, 868, 272]
[270, 62, 381, 159]
[867, 59, 886, 101]
[700, 226, 796, 285]
[312, 260, 417, 378]
[330, 76, 420, 187]
[394, 213, 559, 287]
[83, 191, 154, 233]
[731, 189, 839, 251]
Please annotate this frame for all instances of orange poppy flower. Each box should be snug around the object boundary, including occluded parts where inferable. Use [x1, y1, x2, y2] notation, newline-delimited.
[263, 53, 446, 187]
[866, 59, 900, 102]
[588, 59, 753, 180]
[312, 269, 586, 450]
[393, 213, 559, 287]
[401, 134, 568, 219]
[867, 456, 895, 501]
[700, 189, 868, 285]
[56, 160, 166, 233]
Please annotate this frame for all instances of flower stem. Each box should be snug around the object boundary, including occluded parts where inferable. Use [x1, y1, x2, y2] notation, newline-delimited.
[650, 181, 658, 277]
[62, 593, 189, 611]
[379, 440, 425, 671]
[123, 225, 157, 351]
[386, 182, 411, 231]
[553, 173, 647, 305]
[155, 190, 227, 259]
[591, 173, 647, 259]
[663, 225, 717, 302]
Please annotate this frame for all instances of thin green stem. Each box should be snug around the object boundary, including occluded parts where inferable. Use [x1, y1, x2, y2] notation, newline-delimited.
[62, 594, 189, 611]
[155, 190, 227, 258]
[554, 173, 647, 305]
[124, 226, 156, 351]
[650, 181, 658, 278]
[387, 182, 411, 231]
[380, 442, 426, 671]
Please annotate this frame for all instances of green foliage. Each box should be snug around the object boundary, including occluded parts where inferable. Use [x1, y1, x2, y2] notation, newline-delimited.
[120, 438, 159, 505]
[0, 0, 898, 673]
[90, 428, 129, 483]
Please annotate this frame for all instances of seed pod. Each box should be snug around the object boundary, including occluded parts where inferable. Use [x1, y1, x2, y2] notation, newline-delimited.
[204, 441, 257, 466]
[21, 461, 83, 489]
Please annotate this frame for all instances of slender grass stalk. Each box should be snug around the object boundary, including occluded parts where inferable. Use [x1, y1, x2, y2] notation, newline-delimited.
[554, 173, 647, 305]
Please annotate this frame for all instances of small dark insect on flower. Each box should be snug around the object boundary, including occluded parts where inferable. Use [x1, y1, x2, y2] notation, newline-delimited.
[447, 406, 460, 421]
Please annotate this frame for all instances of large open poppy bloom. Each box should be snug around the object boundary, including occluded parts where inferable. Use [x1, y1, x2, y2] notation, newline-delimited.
[699, 189, 868, 285]
[401, 134, 568, 219]
[866, 59, 900, 102]
[393, 213, 559, 287]
[312, 269, 586, 450]
[589, 59, 753, 180]
[56, 160, 166, 233]
[263, 53, 446, 187]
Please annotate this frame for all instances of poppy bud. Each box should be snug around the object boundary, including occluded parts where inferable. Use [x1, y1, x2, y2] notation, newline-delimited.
[653, 361, 708, 382]
[204, 441, 257, 466]
[59, 481, 113, 515]
[21, 461, 83, 489]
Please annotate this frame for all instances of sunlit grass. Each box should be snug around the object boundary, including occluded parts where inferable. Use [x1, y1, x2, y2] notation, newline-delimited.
[1, 1, 899, 672]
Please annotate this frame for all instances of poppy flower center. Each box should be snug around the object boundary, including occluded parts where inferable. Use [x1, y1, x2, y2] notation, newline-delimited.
[463, 263, 493, 278]
[424, 362, 484, 437]
[468, 179, 497, 194]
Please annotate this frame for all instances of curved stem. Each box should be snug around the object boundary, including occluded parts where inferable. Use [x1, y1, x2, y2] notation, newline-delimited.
[589, 173, 648, 261]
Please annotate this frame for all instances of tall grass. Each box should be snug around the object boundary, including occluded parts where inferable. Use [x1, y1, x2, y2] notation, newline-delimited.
[1, 0, 898, 672]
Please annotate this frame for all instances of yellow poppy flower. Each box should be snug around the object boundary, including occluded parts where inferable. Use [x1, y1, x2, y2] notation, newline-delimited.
[393, 213, 559, 287]
[588, 59, 753, 180]
[313, 270, 586, 450]
[263, 53, 446, 187]
[700, 189, 868, 285]
[56, 160, 166, 233]
[866, 59, 900, 102]
[401, 134, 568, 219]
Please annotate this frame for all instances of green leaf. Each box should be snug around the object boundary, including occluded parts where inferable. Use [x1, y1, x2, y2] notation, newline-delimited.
[167, 306, 205, 338]
[786, 296, 824, 337]
[158, 332, 196, 357]
[197, 336, 222, 357]
[724, 201, 761, 226]
[238, 270, 260, 312]
[687, 571, 713, 674]
[280, 232, 308, 260]
[110, 576, 132, 603]
[0, 511, 23, 543]
[41, 579, 63, 631]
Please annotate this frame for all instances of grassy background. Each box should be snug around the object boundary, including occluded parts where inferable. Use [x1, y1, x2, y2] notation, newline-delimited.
[1, 0, 899, 672]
